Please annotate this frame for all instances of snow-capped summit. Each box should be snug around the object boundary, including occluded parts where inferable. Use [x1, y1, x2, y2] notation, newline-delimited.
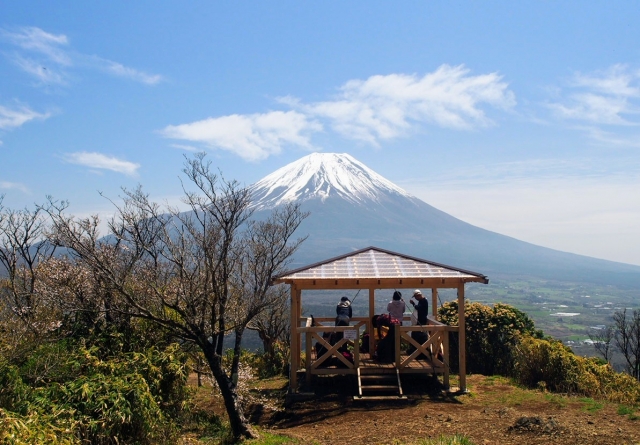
[249, 152, 413, 210]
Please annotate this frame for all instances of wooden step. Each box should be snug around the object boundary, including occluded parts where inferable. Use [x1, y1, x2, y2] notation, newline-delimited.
[359, 374, 396, 380]
[362, 384, 398, 390]
[356, 367, 407, 400]
[354, 395, 407, 401]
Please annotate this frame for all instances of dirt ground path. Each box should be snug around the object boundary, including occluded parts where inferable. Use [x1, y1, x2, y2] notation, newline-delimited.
[248, 374, 640, 445]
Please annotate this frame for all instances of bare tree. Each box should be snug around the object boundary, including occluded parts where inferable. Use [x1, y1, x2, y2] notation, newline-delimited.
[587, 324, 615, 363]
[0, 196, 58, 342]
[613, 309, 640, 380]
[46, 154, 307, 441]
[247, 285, 290, 375]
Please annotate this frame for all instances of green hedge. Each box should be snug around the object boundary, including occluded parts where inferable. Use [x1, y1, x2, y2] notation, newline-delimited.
[438, 300, 541, 375]
[514, 336, 640, 404]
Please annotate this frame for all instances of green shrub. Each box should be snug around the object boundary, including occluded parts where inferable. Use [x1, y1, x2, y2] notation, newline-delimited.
[251, 341, 290, 378]
[513, 336, 640, 404]
[0, 342, 189, 445]
[0, 361, 31, 415]
[0, 408, 80, 445]
[439, 300, 541, 375]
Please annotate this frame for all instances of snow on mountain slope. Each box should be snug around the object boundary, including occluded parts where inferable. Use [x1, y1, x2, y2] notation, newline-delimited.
[249, 152, 413, 210]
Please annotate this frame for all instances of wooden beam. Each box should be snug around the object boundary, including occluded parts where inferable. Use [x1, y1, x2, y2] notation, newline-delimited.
[458, 284, 467, 392]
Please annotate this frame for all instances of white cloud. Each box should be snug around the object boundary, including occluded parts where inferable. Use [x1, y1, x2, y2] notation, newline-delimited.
[2, 26, 163, 86]
[549, 65, 640, 126]
[0, 104, 51, 129]
[161, 111, 322, 161]
[162, 65, 515, 160]
[0, 181, 30, 194]
[286, 65, 516, 144]
[64, 152, 140, 176]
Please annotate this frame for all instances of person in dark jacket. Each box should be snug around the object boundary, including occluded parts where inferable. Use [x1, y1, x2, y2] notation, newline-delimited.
[335, 296, 352, 326]
[409, 289, 430, 357]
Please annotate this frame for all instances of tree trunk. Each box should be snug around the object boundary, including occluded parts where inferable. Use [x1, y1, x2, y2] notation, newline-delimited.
[258, 330, 276, 357]
[203, 344, 257, 442]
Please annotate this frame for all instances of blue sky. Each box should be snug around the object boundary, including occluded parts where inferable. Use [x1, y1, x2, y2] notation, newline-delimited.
[1, 2, 640, 266]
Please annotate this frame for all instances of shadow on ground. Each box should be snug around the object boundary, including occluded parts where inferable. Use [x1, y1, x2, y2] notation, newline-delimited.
[257, 373, 462, 429]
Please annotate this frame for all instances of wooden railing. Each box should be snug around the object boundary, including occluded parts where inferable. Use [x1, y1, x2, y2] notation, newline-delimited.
[296, 315, 459, 387]
[394, 317, 458, 387]
[298, 317, 367, 376]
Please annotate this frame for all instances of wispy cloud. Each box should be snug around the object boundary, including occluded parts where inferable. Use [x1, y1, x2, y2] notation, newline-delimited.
[3, 26, 71, 65]
[64, 152, 140, 176]
[0, 103, 51, 129]
[2, 26, 163, 86]
[170, 144, 201, 152]
[0, 181, 30, 194]
[161, 111, 321, 161]
[283, 65, 515, 145]
[80, 55, 163, 86]
[549, 65, 640, 127]
[163, 65, 514, 159]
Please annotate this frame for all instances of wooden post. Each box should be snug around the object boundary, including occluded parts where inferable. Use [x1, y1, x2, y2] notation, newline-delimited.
[369, 288, 375, 354]
[431, 288, 438, 318]
[457, 284, 467, 392]
[289, 285, 300, 393]
[394, 324, 401, 366]
[443, 328, 450, 389]
[305, 326, 312, 385]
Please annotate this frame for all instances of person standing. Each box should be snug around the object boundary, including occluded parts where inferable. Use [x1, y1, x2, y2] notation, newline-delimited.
[410, 289, 428, 325]
[335, 296, 352, 326]
[408, 289, 430, 356]
[387, 290, 406, 323]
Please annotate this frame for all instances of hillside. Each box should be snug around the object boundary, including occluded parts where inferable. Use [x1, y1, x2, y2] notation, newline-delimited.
[190, 374, 640, 445]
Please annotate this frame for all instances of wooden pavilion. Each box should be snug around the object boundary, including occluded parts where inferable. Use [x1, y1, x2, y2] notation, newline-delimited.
[271, 246, 489, 398]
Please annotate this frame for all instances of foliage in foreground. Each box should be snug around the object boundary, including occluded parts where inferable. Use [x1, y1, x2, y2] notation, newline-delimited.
[0, 342, 189, 445]
[439, 300, 640, 405]
[514, 335, 640, 405]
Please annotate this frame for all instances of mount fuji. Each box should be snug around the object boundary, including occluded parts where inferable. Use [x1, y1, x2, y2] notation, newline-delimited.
[249, 153, 640, 287]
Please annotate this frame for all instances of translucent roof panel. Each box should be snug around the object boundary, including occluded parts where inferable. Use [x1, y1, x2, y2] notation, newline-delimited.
[279, 248, 480, 280]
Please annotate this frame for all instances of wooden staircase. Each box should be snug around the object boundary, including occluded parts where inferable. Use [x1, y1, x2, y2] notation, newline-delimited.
[354, 367, 407, 400]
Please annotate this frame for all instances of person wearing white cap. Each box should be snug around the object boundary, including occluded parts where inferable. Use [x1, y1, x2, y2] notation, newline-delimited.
[410, 289, 428, 325]
[408, 289, 430, 356]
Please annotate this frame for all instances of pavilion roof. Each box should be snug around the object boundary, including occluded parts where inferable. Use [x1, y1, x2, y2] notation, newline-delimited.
[272, 246, 488, 285]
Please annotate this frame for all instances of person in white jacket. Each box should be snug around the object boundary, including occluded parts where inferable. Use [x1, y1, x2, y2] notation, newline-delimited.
[386, 291, 406, 323]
